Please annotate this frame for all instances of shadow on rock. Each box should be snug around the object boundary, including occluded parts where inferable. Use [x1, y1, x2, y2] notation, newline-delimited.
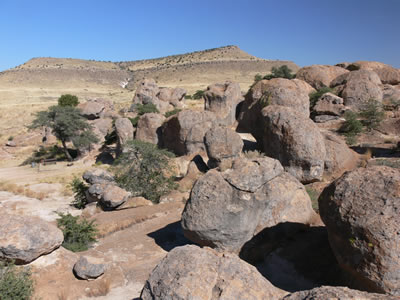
[147, 221, 192, 252]
[240, 222, 345, 293]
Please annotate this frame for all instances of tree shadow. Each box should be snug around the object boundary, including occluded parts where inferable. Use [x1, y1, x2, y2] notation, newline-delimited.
[147, 221, 192, 252]
[240, 222, 345, 292]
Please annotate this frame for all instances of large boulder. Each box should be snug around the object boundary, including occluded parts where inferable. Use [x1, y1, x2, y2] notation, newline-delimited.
[86, 183, 129, 209]
[158, 87, 186, 107]
[115, 118, 134, 154]
[203, 81, 242, 126]
[260, 105, 326, 183]
[204, 126, 243, 168]
[182, 157, 317, 252]
[296, 65, 349, 90]
[237, 78, 311, 139]
[313, 92, 346, 116]
[319, 166, 400, 295]
[161, 110, 217, 156]
[135, 113, 165, 145]
[0, 213, 63, 264]
[347, 61, 400, 85]
[283, 286, 398, 300]
[73, 256, 106, 280]
[82, 168, 115, 185]
[140, 245, 286, 300]
[132, 78, 160, 105]
[78, 99, 113, 120]
[337, 69, 383, 110]
[322, 132, 359, 179]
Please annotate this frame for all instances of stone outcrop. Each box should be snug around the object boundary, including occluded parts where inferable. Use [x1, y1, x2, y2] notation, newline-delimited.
[313, 92, 346, 116]
[86, 183, 129, 210]
[158, 87, 186, 107]
[346, 61, 400, 85]
[78, 99, 113, 120]
[260, 105, 326, 183]
[82, 168, 115, 185]
[204, 126, 243, 168]
[283, 286, 398, 300]
[181, 157, 316, 252]
[135, 113, 165, 145]
[115, 118, 134, 154]
[0, 213, 63, 264]
[133, 78, 160, 105]
[319, 166, 400, 295]
[140, 245, 286, 300]
[296, 65, 349, 89]
[73, 256, 106, 280]
[161, 110, 217, 156]
[203, 81, 242, 126]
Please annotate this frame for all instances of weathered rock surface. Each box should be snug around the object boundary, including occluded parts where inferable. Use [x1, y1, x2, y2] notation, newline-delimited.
[158, 87, 186, 107]
[182, 157, 316, 252]
[73, 256, 106, 280]
[83, 168, 115, 185]
[204, 126, 243, 168]
[100, 184, 130, 210]
[296, 65, 349, 89]
[319, 166, 400, 295]
[313, 92, 345, 116]
[237, 78, 311, 140]
[204, 81, 242, 126]
[322, 132, 358, 179]
[0, 213, 63, 264]
[135, 113, 165, 145]
[140, 245, 286, 300]
[283, 286, 398, 300]
[115, 118, 134, 153]
[78, 100, 108, 120]
[133, 78, 160, 105]
[347, 61, 400, 85]
[161, 110, 217, 155]
[261, 105, 326, 183]
[338, 70, 383, 109]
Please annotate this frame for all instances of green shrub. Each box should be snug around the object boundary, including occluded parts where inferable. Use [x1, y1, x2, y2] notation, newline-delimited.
[306, 187, 320, 212]
[193, 90, 205, 100]
[0, 261, 34, 300]
[184, 95, 192, 100]
[165, 109, 181, 118]
[21, 145, 67, 165]
[69, 177, 88, 209]
[135, 103, 159, 115]
[7, 136, 13, 141]
[309, 87, 335, 108]
[254, 74, 263, 82]
[263, 65, 295, 80]
[359, 99, 384, 131]
[339, 111, 363, 145]
[58, 94, 79, 107]
[128, 116, 140, 127]
[57, 213, 98, 252]
[113, 140, 177, 203]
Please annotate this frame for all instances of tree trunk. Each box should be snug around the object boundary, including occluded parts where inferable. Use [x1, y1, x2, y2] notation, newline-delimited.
[61, 140, 73, 161]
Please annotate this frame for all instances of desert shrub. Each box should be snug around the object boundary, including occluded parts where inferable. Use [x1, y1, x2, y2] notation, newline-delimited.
[192, 90, 205, 100]
[113, 140, 177, 203]
[254, 74, 263, 82]
[0, 261, 34, 300]
[184, 95, 192, 100]
[165, 109, 181, 118]
[309, 87, 335, 108]
[7, 136, 13, 141]
[263, 65, 295, 80]
[57, 213, 98, 252]
[339, 111, 363, 145]
[359, 99, 384, 131]
[128, 116, 140, 127]
[21, 145, 67, 165]
[58, 94, 79, 107]
[135, 103, 159, 115]
[306, 187, 320, 212]
[243, 150, 265, 159]
[69, 177, 88, 209]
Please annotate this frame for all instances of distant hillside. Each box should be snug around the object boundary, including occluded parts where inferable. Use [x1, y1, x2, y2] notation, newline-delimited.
[0, 46, 298, 141]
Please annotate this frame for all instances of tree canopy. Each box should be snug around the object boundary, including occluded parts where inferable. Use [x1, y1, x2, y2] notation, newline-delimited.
[58, 94, 79, 107]
[29, 105, 98, 161]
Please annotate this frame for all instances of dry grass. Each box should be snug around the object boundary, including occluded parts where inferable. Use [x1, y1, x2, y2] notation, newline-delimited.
[0, 181, 47, 200]
[85, 278, 110, 297]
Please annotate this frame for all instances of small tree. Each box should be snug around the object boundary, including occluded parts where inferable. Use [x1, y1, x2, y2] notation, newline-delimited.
[29, 105, 98, 161]
[340, 111, 363, 145]
[113, 140, 177, 203]
[58, 94, 79, 107]
[193, 90, 205, 100]
[359, 99, 384, 131]
[264, 65, 295, 80]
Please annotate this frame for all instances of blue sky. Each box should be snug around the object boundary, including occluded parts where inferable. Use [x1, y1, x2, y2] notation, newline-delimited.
[0, 0, 399, 71]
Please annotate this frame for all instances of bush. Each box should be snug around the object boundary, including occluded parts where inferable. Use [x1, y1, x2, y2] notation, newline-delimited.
[193, 90, 205, 100]
[58, 94, 79, 107]
[135, 103, 159, 115]
[128, 116, 140, 127]
[69, 177, 88, 209]
[165, 109, 181, 118]
[254, 74, 263, 82]
[359, 99, 384, 131]
[0, 261, 34, 300]
[184, 95, 192, 100]
[263, 65, 295, 80]
[57, 213, 98, 252]
[113, 140, 177, 203]
[339, 111, 363, 145]
[7, 136, 13, 141]
[309, 87, 335, 108]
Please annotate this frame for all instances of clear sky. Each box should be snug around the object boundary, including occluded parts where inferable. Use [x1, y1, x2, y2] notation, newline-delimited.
[0, 0, 399, 71]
